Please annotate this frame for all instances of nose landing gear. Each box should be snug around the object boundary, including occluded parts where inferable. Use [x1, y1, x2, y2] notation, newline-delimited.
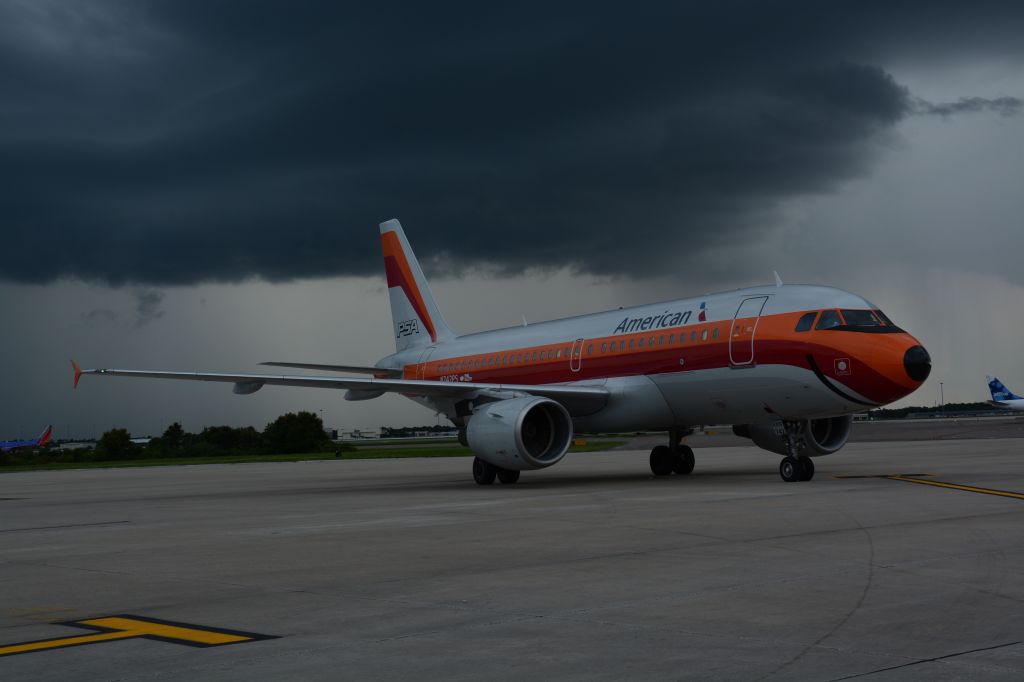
[778, 420, 815, 482]
[649, 429, 695, 477]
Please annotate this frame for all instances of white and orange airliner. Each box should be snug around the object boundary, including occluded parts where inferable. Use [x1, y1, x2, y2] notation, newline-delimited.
[73, 220, 931, 483]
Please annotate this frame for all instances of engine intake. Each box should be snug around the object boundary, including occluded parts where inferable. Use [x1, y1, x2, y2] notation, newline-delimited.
[466, 396, 573, 471]
[733, 415, 852, 457]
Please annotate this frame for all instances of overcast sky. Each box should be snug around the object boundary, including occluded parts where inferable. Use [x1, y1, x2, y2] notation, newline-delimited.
[2, 2, 1023, 439]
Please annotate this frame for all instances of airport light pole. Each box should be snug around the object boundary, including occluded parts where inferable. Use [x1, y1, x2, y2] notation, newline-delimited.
[940, 382, 944, 414]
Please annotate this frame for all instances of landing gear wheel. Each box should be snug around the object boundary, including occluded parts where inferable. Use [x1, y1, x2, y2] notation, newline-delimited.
[497, 468, 521, 484]
[779, 456, 803, 483]
[672, 445, 695, 475]
[473, 457, 497, 485]
[650, 445, 674, 476]
[799, 456, 815, 481]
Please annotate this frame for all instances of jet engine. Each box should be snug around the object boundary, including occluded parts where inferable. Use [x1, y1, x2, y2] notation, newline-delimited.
[733, 415, 853, 457]
[466, 396, 573, 471]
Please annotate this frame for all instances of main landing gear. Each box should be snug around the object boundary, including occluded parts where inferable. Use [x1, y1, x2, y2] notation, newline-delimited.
[650, 429, 695, 477]
[778, 420, 815, 482]
[472, 457, 520, 485]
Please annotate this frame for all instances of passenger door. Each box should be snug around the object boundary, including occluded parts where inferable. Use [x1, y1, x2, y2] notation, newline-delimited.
[415, 346, 436, 379]
[570, 338, 584, 373]
[729, 296, 769, 366]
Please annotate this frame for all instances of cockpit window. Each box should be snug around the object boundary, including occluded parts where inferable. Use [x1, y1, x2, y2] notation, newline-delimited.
[815, 310, 842, 330]
[840, 310, 882, 326]
[874, 309, 895, 326]
[795, 312, 817, 332]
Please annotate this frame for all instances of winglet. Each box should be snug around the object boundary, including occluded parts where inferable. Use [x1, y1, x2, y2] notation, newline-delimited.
[71, 359, 82, 389]
[773, 271, 784, 287]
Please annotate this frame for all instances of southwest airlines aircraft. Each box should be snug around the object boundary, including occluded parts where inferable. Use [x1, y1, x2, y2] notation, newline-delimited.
[73, 220, 931, 484]
[987, 376, 1024, 411]
[0, 425, 53, 452]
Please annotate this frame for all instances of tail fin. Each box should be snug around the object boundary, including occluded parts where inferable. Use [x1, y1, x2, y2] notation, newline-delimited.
[988, 376, 1021, 401]
[36, 425, 53, 447]
[380, 219, 455, 351]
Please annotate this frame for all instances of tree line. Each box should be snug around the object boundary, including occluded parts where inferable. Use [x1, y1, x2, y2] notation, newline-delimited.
[0, 411, 334, 465]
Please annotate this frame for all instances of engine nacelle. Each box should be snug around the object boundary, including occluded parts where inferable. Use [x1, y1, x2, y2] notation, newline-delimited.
[733, 415, 853, 457]
[466, 396, 573, 471]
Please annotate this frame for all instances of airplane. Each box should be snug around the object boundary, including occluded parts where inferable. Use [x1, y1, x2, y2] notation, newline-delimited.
[0, 425, 53, 452]
[987, 376, 1024, 411]
[73, 219, 931, 484]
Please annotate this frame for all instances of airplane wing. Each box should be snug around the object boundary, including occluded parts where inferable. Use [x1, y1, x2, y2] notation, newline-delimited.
[72, 362, 609, 415]
[260, 362, 403, 377]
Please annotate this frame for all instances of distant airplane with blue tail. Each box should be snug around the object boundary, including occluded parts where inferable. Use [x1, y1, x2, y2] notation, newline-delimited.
[0, 425, 53, 452]
[987, 376, 1024, 411]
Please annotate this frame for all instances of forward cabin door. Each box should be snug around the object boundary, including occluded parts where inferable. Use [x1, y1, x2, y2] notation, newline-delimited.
[570, 338, 584, 373]
[729, 296, 769, 366]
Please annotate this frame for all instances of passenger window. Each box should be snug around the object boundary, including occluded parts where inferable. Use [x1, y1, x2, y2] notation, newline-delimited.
[690, 331, 697, 342]
[701, 329, 708, 341]
[668, 334, 674, 344]
[532, 351, 538, 361]
[587, 344, 593, 354]
[649, 336, 655, 346]
[629, 339, 635, 349]
[795, 312, 817, 332]
[556, 349, 562, 359]
[620, 340, 626, 351]
[638, 337, 645, 348]
[815, 310, 843, 330]
[601, 342, 607, 353]
[712, 328, 719, 340]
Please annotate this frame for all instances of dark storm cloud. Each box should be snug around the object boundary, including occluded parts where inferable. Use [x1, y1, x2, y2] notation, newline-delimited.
[914, 96, 1024, 118]
[2, 1, 1023, 284]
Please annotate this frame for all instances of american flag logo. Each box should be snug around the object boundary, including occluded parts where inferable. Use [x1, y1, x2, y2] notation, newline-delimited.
[698, 301, 707, 322]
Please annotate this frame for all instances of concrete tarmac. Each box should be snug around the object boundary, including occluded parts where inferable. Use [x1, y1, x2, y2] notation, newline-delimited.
[3, 439, 1024, 680]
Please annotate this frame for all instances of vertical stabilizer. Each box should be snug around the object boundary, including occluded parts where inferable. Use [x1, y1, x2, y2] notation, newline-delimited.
[988, 376, 1021, 401]
[380, 219, 456, 351]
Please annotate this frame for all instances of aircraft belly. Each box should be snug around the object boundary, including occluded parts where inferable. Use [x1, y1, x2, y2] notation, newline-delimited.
[573, 376, 675, 433]
[648, 364, 853, 425]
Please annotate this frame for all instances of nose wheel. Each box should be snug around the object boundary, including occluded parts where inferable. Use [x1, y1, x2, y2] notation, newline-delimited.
[778, 420, 816, 482]
[779, 456, 815, 482]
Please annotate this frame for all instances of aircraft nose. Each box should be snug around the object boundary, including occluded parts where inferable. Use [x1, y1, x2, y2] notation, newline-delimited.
[903, 345, 931, 382]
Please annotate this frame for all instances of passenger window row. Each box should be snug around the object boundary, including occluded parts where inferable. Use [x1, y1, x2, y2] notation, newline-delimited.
[433, 324, 727, 374]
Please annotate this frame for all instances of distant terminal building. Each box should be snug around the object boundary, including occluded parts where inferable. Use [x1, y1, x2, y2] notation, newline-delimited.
[339, 429, 382, 440]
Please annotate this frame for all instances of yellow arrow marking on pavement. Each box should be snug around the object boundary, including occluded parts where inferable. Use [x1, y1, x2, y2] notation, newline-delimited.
[0, 615, 276, 657]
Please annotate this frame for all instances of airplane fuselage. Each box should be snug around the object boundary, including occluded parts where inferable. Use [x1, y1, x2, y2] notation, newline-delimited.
[382, 283, 927, 433]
